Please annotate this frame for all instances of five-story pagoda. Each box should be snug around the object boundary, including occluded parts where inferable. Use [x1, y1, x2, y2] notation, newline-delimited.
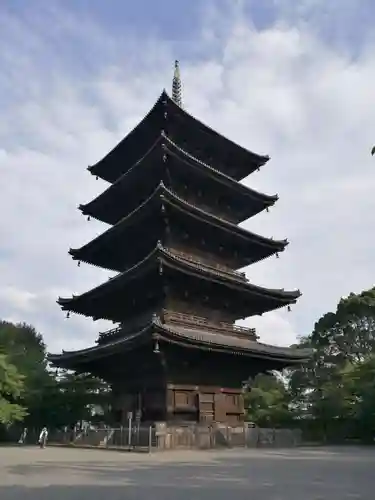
[49, 62, 310, 425]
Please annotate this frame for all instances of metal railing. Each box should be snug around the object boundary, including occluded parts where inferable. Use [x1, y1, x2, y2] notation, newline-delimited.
[39, 424, 301, 451]
[47, 425, 155, 452]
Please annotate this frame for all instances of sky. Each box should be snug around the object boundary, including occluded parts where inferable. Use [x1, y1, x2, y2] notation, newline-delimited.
[1, 0, 375, 353]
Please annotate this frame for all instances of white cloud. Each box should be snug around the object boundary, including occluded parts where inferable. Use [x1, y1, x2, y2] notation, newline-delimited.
[1, 4, 375, 352]
[0, 149, 7, 163]
[238, 311, 300, 347]
[0, 287, 37, 312]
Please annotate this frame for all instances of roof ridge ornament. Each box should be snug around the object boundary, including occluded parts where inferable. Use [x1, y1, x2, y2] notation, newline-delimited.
[172, 60, 182, 107]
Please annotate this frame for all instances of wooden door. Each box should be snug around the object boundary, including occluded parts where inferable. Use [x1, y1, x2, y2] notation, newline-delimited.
[198, 392, 214, 422]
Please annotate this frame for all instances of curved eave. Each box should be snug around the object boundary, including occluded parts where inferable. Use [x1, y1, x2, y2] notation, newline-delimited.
[58, 245, 301, 314]
[58, 246, 160, 310]
[162, 247, 301, 303]
[155, 321, 312, 362]
[88, 92, 165, 181]
[87, 90, 269, 183]
[71, 184, 287, 269]
[48, 326, 152, 367]
[71, 185, 164, 262]
[163, 135, 277, 205]
[162, 186, 287, 252]
[81, 135, 164, 217]
[163, 91, 270, 176]
[48, 317, 312, 368]
[81, 133, 277, 222]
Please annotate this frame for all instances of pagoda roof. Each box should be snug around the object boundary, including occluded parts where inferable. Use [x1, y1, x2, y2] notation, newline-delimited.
[48, 314, 312, 370]
[88, 91, 269, 183]
[70, 184, 287, 271]
[59, 244, 301, 321]
[80, 134, 277, 226]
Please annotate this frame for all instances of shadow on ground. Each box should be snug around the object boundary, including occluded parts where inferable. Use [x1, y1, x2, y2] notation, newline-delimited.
[1, 447, 374, 499]
[0, 484, 255, 500]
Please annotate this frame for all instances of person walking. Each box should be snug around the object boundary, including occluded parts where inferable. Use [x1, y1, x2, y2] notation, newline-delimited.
[18, 427, 28, 444]
[38, 427, 48, 448]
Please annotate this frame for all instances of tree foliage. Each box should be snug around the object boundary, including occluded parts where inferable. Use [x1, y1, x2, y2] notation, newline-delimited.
[51, 370, 110, 427]
[2, 287, 375, 442]
[310, 289, 375, 364]
[0, 321, 49, 388]
[246, 373, 292, 427]
[0, 354, 27, 424]
[0, 320, 110, 431]
[244, 287, 375, 442]
[342, 356, 375, 440]
[0, 320, 53, 426]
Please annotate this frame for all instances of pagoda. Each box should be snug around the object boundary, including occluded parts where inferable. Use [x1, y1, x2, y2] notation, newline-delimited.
[49, 61, 310, 425]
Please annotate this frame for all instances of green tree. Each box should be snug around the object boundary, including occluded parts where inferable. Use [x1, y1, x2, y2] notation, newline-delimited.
[291, 287, 375, 394]
[246, 373, 292, 427]
[290, 287, 375, 441]
[0, 354, 27, 424]
[343, 356, 375, 442]
[0, 321, 49, 386]
[51, 371, 110, 427]
[0, 320, 111, 430]
[0, 320, 53, 425]
[310, 289, 375, 365]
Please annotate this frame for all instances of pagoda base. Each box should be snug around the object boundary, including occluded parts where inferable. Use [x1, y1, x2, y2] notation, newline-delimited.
[130, 422, 302, 450]
[111, 383, 246, 426]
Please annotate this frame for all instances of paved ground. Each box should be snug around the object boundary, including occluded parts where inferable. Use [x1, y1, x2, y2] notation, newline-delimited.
[0, 446, 374, 499]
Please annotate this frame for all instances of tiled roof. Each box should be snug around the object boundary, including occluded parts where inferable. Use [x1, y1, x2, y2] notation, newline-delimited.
[162, 134, 277, 203]
[88, 91, 269, 183]
[71, 184, 287, 268]
[157, 320, 312, 361]
[48, 315, 312, 366]
[83, 133, 276, 218]
[60, 244, 300, 310]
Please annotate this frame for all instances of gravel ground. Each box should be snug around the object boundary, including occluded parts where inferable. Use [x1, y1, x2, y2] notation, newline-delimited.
[0, 445, 374, 499]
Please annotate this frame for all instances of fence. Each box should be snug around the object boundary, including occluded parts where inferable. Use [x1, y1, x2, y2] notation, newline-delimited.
[10, 419, 370, 450]
[48, 425, 156, 451]
[38, 424, 301, 451]
[155, 424, 302, 450]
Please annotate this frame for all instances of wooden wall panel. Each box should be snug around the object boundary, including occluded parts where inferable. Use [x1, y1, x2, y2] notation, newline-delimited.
[174, 391, 191, 408]
[214, 392, 226, 422]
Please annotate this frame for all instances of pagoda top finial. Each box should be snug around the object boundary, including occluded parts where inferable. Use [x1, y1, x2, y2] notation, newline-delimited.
[172, 60, 182, 107]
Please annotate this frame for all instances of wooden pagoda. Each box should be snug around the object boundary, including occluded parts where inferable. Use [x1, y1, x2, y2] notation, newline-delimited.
[49, 61, 310, 425]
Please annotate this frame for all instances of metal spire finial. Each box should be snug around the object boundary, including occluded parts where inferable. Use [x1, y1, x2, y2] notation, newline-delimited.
[172, 60, 182, 107]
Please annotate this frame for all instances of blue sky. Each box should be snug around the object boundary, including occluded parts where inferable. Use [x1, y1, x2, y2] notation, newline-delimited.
[3, 0, 374, 56]
[1, 0, 375, 352]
